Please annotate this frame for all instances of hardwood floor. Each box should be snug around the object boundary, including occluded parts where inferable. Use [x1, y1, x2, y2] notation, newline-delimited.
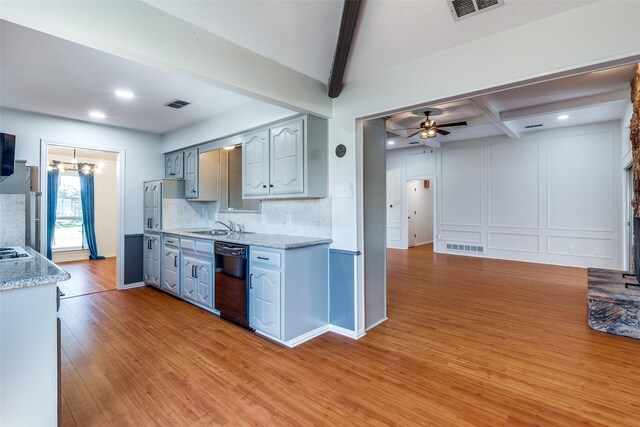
[58, 257, 117, 299]
[59, 246, 640, 426]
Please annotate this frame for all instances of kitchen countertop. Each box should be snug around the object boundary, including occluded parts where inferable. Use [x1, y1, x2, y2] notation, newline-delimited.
[0, 246, 71, 291]
[162, 229, 332, 250]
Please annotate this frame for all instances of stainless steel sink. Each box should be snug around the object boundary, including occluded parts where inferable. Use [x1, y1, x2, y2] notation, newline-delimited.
[192, 230, 231, 236]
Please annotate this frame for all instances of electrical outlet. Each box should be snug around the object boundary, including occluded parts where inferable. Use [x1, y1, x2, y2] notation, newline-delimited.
[569, 246, 576, 254]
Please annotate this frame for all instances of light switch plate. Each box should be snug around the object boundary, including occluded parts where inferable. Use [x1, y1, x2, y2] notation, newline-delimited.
[334, 182, 353, 198]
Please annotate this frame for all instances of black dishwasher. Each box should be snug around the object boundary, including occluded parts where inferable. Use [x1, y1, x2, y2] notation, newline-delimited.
[214, 242, 253, 330]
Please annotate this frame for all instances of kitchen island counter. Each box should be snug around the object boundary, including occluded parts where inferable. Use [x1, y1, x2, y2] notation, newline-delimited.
[0, 246, 70, 291]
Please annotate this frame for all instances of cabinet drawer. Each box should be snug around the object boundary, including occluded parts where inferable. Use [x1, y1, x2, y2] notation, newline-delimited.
[195, 240, 214, 255]
[180, 238, 195, 251]
[164, 236, 179, 247]
[250, 250, 281, 269]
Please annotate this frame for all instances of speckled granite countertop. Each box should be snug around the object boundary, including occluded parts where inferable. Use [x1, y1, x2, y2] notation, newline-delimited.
[0, 247, 71, 291]
[162, 229, 332, 250]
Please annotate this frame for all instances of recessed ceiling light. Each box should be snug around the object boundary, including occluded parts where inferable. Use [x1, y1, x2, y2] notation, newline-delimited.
[115, 89, 134, 99]
[558, 114, 570, 120]
[387, 140, 395, 145]
[89, 111, 106, 119]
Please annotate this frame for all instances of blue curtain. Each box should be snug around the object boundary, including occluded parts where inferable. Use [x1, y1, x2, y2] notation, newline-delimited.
[46, 169, 59, 260]
[78, 165, 104, 260]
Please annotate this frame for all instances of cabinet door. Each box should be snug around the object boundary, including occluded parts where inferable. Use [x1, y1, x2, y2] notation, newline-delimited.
[144, 235, 160, 287]
[184, 148, 199, 199]
[165, 155, 174, 178]
[151, 237, 161, 287]
[173, 152, 184, 179]
[182, 255, 198, 302]
[270, 119, 304, 195]
[249, 265, 281, 339]
[143, 183, 152, 231]
[162, 246, 180, 295]
[195, 259, 214, 309]
[242, 129, 270, 197]
[150, 182, 162, 231]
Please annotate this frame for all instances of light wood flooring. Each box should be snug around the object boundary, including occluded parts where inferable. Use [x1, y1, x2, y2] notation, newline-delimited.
[58, 257, 117, 299]
[60, 245, 640, 426]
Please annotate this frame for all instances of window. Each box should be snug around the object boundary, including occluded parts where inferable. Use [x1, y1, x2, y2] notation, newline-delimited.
[53, 174, 84, 250]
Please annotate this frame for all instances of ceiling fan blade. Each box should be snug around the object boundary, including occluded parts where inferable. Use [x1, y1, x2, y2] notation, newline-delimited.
[438, 121, 467, 128]
[406, 130, 421, 138]
[390, 127, 421, 131]
[436, 129, 450, 136]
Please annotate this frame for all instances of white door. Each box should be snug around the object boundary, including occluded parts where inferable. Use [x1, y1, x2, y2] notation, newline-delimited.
[270, 118, 304, 195]
[242, 129, 270, 196]
[408, 181, 417, 247]
[249, 266, 281, 339]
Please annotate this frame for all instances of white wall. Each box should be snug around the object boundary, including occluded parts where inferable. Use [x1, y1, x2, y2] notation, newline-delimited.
[387, 121, 624, 269]
[0, 107, 164, 235]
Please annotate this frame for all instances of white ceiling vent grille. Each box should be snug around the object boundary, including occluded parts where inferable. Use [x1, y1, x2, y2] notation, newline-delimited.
[164, 99, 191, 109]
[447, 0, 505, 21]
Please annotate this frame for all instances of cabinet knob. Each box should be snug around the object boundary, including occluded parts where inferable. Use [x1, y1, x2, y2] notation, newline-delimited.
[269, 184, 274, 188]
[262, 185, 267, 188]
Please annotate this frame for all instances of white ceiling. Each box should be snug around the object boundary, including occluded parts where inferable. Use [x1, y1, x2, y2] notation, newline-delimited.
[0, 20, 252, 134]
[385, 63, 636, 150]
[145, 0, 597, 84]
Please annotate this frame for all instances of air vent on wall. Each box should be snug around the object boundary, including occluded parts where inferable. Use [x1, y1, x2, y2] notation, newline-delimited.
[447, 0, 504, 21]
[446, 243, 484, 253]
[524, 124, 544, 129]
[164, 99, 191, 109]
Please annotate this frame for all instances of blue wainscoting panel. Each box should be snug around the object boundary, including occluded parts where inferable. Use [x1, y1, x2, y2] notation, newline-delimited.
[329, 249, 360, 331]
[124, 234, 143, 284]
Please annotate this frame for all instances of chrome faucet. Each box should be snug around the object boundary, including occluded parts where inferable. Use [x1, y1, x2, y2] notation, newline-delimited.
[236, 223, 244, 234]
[215, 220, 234, 232]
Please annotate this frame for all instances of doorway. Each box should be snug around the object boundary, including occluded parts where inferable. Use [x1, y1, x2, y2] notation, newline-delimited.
[41, 141, 126, 294]
[407, 179, 434, 249]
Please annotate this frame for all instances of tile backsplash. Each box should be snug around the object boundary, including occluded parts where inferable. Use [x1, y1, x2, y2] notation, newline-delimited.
[162, 199, 218, 230]
[162, 197, 332, 239]
[0, 194, 26, 247]
[217, 197, 332, 238]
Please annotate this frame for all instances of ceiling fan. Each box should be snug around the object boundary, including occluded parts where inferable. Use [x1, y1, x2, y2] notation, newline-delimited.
[395, 110, 467, 139]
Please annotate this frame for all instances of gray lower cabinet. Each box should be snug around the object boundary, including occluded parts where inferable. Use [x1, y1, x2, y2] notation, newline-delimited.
[143, 234, 161, 287]
[249, 264, 281, 339]
[249, 245, 329, 344]
[162, 239, 180, 295]
[181, 253, 214, 310]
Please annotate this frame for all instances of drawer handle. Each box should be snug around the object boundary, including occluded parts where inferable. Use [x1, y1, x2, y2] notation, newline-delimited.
[166, 240, 175, 244]
[257, 256, 269, 261]
[174, 256, 178, 268]
[249, 273, 253, 289]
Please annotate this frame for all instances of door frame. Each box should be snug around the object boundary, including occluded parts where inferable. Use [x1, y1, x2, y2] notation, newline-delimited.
[40, 139, 127, 290]
[403, 175, 437, 250]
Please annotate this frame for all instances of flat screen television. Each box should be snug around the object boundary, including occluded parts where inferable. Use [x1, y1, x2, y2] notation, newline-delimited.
[0, 133, 16, 182]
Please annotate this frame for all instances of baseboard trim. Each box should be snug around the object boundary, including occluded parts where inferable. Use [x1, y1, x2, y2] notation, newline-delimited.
[365, 316, 388, 331]
[328, 324, 359, 339]
[356, 329, 367, 339]
[285, 325, 330, 348]
[123, 281, 145, 290]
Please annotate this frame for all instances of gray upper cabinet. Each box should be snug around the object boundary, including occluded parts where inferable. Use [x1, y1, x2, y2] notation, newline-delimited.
[144, 181, 162, 232]
[184, 148, 199, 199]
[242, 129, 270, 197]
[242, 115, 327, 200]
[270, 119, 304, 196]
[165, 151, 184, 179]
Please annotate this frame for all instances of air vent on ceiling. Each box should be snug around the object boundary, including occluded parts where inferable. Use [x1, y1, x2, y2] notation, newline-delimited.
[164, 99, 191, 109]
[447, 0, 504, 21]
[447, 243, 484, 253]
[524, 124, 544, 129]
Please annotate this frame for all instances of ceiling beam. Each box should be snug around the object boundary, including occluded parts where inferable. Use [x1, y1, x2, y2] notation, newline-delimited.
[327, 0, 362, 98]
[499, 89, 630, 121]
[469, 98, 520, 140]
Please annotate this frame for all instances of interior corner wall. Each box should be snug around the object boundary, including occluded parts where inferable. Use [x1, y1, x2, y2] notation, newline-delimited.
[0, 107, 164, 235]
